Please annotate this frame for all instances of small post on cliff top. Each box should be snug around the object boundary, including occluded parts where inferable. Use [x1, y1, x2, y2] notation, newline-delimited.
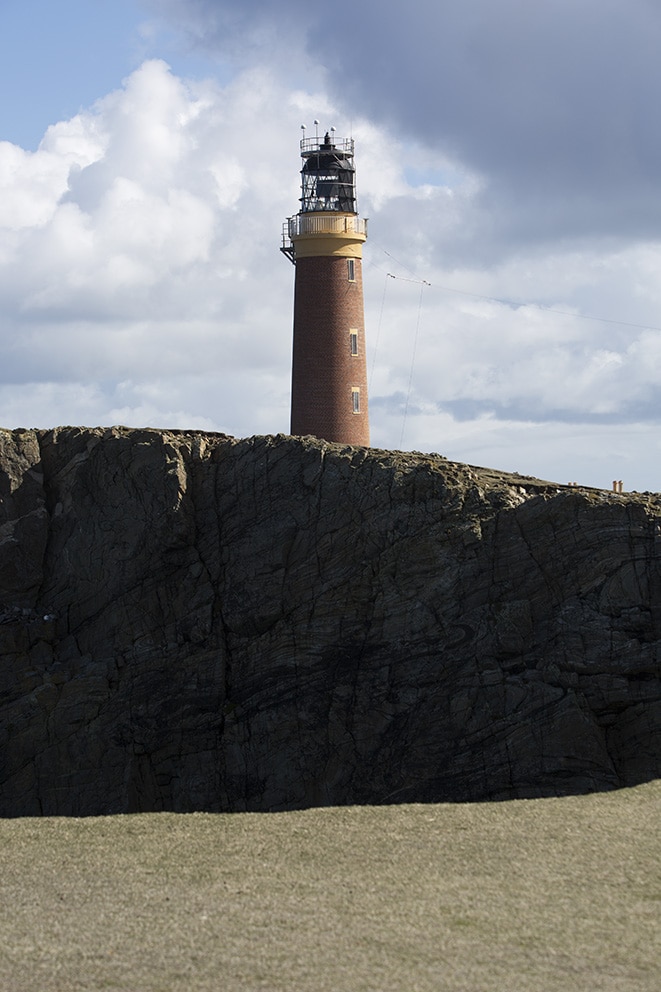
[281, 126, 370, 446]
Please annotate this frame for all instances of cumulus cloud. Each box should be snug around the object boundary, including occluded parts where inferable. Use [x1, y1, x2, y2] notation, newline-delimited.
[0, 59, 306, 433]
[153, 0, 661, 252]
[3, 34, 661, 490]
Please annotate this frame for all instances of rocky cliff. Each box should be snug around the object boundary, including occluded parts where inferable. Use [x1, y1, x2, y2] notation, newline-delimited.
[1, 426, 660, 815]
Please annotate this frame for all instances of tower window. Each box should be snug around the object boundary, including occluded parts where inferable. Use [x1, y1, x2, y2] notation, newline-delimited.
[350, 331, 358, 356]
[351, 388, 360, 413]
[347, 258, 355, 282]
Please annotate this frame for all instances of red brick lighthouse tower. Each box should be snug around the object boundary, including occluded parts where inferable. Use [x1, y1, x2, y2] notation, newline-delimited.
[281, 127, 370, 445]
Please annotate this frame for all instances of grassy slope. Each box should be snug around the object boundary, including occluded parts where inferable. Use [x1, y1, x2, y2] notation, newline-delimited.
[0, 781, 659, 992]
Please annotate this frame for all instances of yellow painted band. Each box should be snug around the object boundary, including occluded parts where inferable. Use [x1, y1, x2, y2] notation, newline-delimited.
[292, 234, 366, 259]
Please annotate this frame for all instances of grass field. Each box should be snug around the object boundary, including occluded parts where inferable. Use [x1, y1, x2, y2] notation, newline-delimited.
[1, 781, 659, 991]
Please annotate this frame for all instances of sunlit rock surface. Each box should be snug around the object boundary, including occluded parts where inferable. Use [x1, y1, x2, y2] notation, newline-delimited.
[1, 427, 660, 815]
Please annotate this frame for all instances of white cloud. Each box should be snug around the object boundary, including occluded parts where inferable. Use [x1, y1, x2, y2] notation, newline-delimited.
[155, 1, 661, 251]
[2, 50, 661, 492]
[0, 59, 312, 438]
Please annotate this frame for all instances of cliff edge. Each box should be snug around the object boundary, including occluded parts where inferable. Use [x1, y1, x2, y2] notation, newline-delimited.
[1, 427, 660, 815]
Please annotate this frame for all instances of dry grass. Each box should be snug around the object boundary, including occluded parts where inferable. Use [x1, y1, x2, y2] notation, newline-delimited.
[1, 781, 659, 991]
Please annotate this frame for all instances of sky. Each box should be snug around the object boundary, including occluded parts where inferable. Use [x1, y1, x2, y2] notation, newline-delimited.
[2, 0, 661, 491]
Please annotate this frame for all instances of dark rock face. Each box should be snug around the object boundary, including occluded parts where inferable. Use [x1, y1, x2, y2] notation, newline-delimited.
[1, 426, 660, 816]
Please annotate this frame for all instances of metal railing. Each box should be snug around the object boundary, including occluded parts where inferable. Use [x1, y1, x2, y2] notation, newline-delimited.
[281, 222, 296, 263]
[287, 214, 367, 238]
[300, 136, 354, 156]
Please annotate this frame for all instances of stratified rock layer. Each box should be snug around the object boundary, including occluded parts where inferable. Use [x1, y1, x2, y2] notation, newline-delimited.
[1, 427, 660, 816]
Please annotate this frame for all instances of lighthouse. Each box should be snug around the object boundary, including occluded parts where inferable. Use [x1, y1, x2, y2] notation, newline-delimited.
[281, 127, 370, 446]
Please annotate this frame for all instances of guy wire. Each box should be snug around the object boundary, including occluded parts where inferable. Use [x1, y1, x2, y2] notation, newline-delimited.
[400, 280, 426, 449]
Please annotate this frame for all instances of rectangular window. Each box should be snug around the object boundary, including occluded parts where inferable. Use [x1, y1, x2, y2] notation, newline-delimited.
[347, 258, 355, 282]
[351, 387, 360, 413]
[349, 330, 358, 356]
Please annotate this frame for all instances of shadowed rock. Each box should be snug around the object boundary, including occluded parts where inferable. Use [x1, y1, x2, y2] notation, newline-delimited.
[1, 426, 659, 815]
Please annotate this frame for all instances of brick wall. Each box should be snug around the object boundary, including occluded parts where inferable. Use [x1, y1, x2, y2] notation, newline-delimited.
[290, 254, 370, 445]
